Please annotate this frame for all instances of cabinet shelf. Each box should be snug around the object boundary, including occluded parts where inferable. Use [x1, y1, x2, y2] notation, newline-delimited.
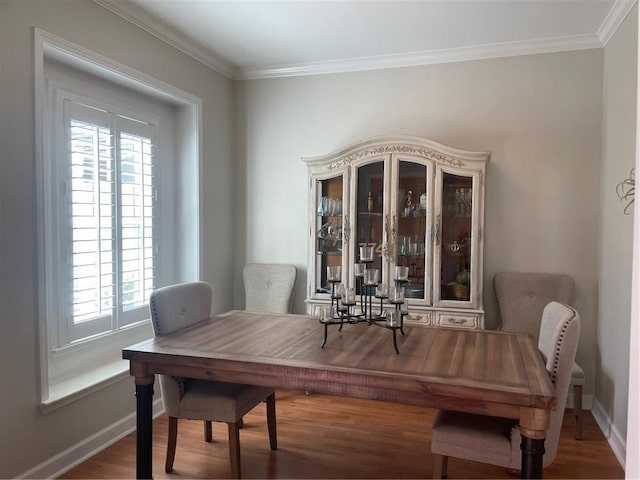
[317, 250, 342, 256]
[399, 212, 427, 219]
[317, 238, 342, 254]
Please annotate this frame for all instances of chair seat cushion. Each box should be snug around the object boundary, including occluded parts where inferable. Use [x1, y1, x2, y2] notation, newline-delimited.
[571, 361, 585, 385]
[431, 410, 519, 469]
[179, 379, 274, 423]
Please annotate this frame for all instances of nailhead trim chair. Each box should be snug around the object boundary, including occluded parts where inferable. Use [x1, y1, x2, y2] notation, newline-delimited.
[243, 263, 297, 313]
[150, 281, 277, 479]
[494, 271, 585, 439]
[431, 301, 581, 478]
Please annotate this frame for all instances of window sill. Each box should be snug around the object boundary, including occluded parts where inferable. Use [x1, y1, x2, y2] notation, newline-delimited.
[39, 360, 131, 414]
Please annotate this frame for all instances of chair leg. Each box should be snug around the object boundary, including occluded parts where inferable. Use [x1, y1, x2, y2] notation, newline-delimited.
[227, 421, 242, 479]
[433, 454, 448, 479]
[266, 392, 277, 450]
[204, 420, 213, 442]
[573, 384, 583, 440]
[166, 416, 178, 473]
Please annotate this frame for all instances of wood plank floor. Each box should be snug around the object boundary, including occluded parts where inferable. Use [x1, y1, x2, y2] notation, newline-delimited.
[60, 389, 624, 479]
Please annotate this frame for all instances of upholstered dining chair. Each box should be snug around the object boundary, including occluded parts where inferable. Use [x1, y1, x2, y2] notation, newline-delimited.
[494, 271, 585, 439]
[431, 301, 581, 478]
[243, 263, 297, 313]
[150, 281, 277, 479]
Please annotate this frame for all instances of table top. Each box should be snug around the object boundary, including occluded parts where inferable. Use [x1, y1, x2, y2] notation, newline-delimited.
[123, 310, 556, 415]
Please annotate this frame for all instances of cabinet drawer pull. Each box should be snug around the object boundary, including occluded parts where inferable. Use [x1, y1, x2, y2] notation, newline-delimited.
[447, 317, 465, 325]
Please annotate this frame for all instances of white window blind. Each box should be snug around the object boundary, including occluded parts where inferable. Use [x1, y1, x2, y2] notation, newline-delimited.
[62, 99, 155, 343]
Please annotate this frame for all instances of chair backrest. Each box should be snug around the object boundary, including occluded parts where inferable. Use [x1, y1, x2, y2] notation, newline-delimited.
[243, 263, 297, 313]
[149, 281, 212, 336]
[536, 301, 581, 466]
[149, 281, 212, 415]
[494, 272, 574, 340]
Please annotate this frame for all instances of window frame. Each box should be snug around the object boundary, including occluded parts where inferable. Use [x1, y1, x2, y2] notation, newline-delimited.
[34, 29, 203, 410]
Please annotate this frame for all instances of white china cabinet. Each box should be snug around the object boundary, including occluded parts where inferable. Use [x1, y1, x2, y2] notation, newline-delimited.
[303, 136, 490, 328]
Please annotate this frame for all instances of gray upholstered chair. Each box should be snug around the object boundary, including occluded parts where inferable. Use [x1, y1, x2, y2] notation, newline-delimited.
[150, 281, 277, 479]
[243, 263, 297, 313]
[494, 271, 585, 439]
[431, 301, 580, 478]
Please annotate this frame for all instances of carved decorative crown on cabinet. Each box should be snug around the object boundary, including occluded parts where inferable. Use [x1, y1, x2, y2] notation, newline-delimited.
[303, 135, 490, 329]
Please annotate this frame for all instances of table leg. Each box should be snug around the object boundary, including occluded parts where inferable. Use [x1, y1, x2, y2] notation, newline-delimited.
[520, 436, 545, 479]
[135, 375, 155, 479]
[519, 407, 549, 479]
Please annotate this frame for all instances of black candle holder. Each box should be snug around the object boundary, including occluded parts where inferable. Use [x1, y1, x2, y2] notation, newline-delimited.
[319, 262, 408, 354]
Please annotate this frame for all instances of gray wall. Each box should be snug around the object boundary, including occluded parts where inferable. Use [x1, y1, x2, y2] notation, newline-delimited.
[597, 4, 637, 446]
[0, 1, 234, 477]
[235, 50, 604, 408]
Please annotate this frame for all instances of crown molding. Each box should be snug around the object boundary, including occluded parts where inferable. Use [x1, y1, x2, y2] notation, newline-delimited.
[240, 34, 602, 80]
[597, 0, 638, 46]
[92, 0, 239, 79]
[93, 0, 635, 81]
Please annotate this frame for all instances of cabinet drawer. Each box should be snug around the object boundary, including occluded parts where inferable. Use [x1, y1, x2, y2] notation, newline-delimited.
[309, 303, 331, 317]
[434, 312, 479, 329]
[404, 311, 431, 325]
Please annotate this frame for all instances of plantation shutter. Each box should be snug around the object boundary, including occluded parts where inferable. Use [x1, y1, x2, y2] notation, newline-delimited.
[62, 99, 155, 341]
[117, 116, 155, 326]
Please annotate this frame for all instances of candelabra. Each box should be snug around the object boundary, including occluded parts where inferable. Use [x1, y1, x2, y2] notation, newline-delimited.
[318, 246, 409, 354]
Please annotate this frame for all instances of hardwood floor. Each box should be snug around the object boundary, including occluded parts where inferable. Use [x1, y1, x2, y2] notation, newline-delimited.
[60, 389, 624, 479]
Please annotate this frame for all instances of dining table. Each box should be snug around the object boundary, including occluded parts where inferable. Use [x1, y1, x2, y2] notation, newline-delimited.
[123, 310, 556, 479]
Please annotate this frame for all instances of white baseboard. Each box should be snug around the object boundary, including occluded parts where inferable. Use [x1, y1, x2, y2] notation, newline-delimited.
[591, 397, 627, 470]
[16, 398, 164, 479]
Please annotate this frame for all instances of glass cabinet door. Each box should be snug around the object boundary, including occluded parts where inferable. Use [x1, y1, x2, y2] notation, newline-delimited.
[315, 175, 344, 295]
[355, 161, 384, 294]
[305, 137, 487, 322]
[439, 172, 473, 302]
[395, 160, 429, 301]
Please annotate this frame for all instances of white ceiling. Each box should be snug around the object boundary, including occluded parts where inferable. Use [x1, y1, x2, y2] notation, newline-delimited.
[96, 0, 636, 79]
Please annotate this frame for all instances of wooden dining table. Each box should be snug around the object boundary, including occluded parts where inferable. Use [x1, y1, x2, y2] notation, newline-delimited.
[123, 310, 556, 479]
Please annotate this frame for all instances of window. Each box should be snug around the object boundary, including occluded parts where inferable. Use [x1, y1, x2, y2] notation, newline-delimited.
[62, 100, 155, 343]
[41, 85, 164, 405]
[35, 30, 202, 410]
